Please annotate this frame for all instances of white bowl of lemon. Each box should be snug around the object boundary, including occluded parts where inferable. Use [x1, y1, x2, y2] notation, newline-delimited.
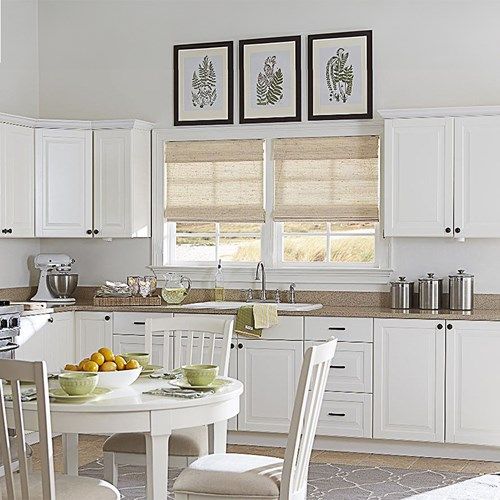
[64, 347, 143, 389]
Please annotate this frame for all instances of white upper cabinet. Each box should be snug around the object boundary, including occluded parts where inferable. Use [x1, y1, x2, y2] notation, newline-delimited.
[35, 129, 93, 237]
[93, 128, 151, 238]
[381, 107, 500, 238]
[384, 118, 454, 237]
[0, 124, 35, 237]
[454, 116, 500, 238]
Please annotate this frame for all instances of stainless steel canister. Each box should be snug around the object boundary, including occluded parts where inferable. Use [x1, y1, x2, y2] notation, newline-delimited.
[449, 269, 474, 311]
[418, 273, 443, 310]
[390, 277, 414, 309]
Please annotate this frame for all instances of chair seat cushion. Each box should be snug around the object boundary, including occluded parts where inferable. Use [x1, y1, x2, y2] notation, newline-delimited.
[103, 426, 208, 457]
[172, 453, 283, 498]
[1, 471, 120, 499]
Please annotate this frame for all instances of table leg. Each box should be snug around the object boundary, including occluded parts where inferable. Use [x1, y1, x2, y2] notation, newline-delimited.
[62, 433, 79, 476]
[209, 420, 228, 454]
[145, 432, 170, 500]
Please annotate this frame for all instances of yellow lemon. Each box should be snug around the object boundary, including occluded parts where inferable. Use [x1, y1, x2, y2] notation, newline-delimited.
[115, 355, 126, 371]
[100, 361, 117, 372]
[82, 360, 99, 373]
[98, 347, 115, 362]
[64, 364, 79, 371]
[78, 358, 90, 371]
[125, 359, 140, 370]
[90, 352, 105, 366]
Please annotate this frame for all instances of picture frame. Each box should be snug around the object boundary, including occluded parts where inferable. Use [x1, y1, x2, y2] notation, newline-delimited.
[308, 30, 373, 120]
[174, 41, 234, 126]
[239, 35, 301, 124]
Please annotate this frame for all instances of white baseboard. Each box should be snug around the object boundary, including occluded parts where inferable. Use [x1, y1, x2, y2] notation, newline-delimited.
[228, 431, 500, 462]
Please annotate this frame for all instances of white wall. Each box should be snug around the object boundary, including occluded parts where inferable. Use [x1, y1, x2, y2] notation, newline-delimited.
[33, 0, 500, 292]
[0, 0, 40, 288]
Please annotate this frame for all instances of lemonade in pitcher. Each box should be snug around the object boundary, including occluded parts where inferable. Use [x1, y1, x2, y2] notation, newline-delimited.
[161, 273, 192, 304]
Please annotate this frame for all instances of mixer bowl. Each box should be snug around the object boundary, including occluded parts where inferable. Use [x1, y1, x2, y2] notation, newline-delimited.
[47, 274, 78, 298]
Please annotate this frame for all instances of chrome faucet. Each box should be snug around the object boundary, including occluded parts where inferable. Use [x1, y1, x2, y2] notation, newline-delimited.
[255, 261, 267, 301]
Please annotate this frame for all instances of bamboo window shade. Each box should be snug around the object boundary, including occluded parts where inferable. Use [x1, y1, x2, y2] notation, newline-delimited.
[273, 136, 380, 222]
[165, 140, 265, 222]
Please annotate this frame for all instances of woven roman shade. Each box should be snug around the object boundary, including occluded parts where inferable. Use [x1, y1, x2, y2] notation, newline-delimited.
[165, 140, 265, 222]
[273, 136, 379, 222]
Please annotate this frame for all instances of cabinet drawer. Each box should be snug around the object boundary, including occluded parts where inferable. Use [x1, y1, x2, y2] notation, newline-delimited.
[306, 341, 372, 393]
[305, 317, 372, 342]
[113, 312, 173, 334]
[257, 316, 303, 341]
[316, 393, 372, 438]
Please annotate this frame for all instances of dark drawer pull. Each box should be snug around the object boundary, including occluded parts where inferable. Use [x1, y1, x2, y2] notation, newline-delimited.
[133, 321, 145, 325]
[330, 365, 346, 369]
[328, 412, 346, 417]
[328, 327, 346, 331]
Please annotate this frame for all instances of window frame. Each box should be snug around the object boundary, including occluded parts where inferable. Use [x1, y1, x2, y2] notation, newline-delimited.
[151, 123, 392, 288]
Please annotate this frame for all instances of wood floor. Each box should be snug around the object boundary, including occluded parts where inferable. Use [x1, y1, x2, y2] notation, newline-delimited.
[31, 435, 500, 475]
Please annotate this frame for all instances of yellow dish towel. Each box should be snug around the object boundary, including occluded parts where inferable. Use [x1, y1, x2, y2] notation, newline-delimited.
[253, 303, 279, 329]
[234, 305, 262, 338]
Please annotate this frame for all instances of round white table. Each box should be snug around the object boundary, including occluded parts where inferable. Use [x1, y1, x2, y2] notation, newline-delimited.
[9, 377, 243, 500]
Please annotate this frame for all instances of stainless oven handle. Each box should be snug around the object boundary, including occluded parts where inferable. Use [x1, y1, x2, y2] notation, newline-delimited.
[0, 343, 19, 353]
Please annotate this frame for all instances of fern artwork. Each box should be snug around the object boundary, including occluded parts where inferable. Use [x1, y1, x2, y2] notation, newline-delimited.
[191, 55, 217, 108]
[325, 48, 354, 103]
[256, 56, 284, 106]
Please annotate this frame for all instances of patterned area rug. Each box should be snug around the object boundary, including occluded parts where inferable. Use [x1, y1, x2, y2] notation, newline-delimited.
[79, 459, 478, 499]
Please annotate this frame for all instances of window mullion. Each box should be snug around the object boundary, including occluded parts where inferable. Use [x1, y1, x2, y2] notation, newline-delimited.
[326, 222, 332, 263]
[215, 223, 220, 263]
[261, 138, 275, 267]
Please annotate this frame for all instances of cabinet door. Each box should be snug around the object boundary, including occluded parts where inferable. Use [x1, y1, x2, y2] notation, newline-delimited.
[374, 319, 445, 442]
[0, 124, 34, 237]
[384, 118, 454, 237]
[75, 312, 112, 361]
[42, 312, 75, 371]
[454, 116, 500, 237]
[93, 130, 130, 238]
[113, 334, 172, 369]
[35, 129, 92, 237]
[447, 321, 500, 446]
[17, 315, 49, 362]
[238, 340, 303, 433]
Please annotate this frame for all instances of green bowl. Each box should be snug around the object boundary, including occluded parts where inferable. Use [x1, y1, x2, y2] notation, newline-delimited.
[59, 372, 98, 396]
[181, 364, 219, 387]
[123, 352, 150, 367]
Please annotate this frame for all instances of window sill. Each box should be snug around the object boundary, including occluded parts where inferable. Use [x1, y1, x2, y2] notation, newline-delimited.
[149, 265, 393, 290]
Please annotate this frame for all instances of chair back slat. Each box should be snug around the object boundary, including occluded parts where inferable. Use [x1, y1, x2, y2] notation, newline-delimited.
[281, 338, 338, 500]
[0, 359, 56, 500]
[145, 317, 234, 376]
[11, 380, 29, 499]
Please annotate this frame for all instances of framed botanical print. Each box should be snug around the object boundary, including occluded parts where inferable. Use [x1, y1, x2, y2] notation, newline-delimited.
[174, 41, 234, 126]
[308, 31, 372, 120]
[239, 36, 301, 124]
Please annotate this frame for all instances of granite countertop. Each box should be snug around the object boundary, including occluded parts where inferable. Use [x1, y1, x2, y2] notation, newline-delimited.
[20, 300, 500, 322]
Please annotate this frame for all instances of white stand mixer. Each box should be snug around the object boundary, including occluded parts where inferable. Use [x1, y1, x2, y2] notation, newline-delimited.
[31, 254, 78, 303]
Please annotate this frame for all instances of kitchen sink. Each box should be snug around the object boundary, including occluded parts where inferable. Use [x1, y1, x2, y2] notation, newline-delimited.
[182, 301, 323, 312]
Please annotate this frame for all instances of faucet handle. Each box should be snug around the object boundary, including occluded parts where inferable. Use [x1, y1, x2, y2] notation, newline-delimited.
[274, 289, 281, 303]
[240, 288, 254, 302]
[289, 283, 296, 304]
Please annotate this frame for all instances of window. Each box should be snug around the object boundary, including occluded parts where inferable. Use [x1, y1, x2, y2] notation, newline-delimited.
[161, 135, 382, 272]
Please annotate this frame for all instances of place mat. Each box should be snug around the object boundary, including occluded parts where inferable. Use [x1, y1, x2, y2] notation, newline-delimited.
[4, 388, 37, 402]
[143, 388, 214, 399]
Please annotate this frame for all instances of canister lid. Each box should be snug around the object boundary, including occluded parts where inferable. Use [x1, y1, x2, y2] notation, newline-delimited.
[449, 269, 474, 278]
[390, 276, 414, 285]
[419, 272, 443, 282]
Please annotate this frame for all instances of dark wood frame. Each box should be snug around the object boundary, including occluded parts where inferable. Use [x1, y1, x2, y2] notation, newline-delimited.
[174, 41, 234, 126]
[239, 35, 301, 124]
[308, 30, 373, 121]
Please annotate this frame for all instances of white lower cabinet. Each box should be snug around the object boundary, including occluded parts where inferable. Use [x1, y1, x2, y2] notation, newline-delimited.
[17, 312, 75, 372]
[374, 319, 445, 443]
[75, 311, 112, 361]
[446, 321, 500, 446]
[237, 339, 303, 433]
[113, 334, 173, 369]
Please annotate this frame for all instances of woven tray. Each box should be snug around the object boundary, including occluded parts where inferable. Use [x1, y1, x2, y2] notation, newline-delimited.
[93, 295, 162, 306]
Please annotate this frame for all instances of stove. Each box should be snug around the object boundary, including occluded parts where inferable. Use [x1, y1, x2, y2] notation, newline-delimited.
[0, 301, 22, 358]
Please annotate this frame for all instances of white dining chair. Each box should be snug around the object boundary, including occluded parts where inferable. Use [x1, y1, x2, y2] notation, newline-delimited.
[103, 316, 234, 486]
[172, 337, 338, 500]
[0, 359, 120, 499]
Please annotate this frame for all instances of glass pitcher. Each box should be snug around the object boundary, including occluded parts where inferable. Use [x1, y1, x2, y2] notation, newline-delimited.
[161, 273, 192, 304]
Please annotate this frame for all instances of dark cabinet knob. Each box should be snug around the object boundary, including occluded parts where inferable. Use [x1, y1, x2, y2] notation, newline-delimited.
[48, 317, 54, 323]
[93, 229, 99, 235]
[455, 228, 461, 234]
[1, 229, 5, 234]
[230, 343, 235, 349]
[238, 343, 243, 349]
[86, 229, 92, 235]
[104, 315, 110, 321]
[447, 323, 453, 330]
[445, 227, 451, 233]
[5, 229, 12, 234]
[437, 324, 443, 330]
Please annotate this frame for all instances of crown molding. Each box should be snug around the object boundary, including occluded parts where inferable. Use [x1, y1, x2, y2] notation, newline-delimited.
[0, 113, 38, 128]
[378, 105, 500, 119]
